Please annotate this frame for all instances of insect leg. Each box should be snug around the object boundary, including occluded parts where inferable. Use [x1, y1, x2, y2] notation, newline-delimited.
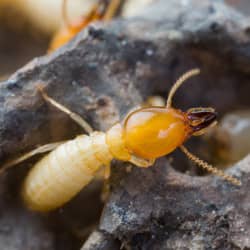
[103, 0, 122, 21]
[100, 164, 111, 201]
[37, 85, 93, 134]
[144, 96, 165, 107]
[104, 164, 111, 179]
[61, 0, 102, 29]
[81, 0, 103, 25]
[61, 0, 71, 28]
[180, 145, 241, 186]
[0, 142, 65, 174]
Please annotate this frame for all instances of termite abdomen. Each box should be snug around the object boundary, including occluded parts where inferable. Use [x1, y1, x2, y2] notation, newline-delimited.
[22, 132, 112, 211]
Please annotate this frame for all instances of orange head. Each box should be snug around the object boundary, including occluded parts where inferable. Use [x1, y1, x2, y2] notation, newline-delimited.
[123, 107, 217, 160]
[123, 69, 217, 160]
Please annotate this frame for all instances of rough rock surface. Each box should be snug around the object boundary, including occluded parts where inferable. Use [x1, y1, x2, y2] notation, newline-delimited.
[0, 0, 250, 249]
[99, 157, 250, 250]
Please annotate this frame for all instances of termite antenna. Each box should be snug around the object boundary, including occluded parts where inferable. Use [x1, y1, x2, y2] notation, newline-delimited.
[180, 145, 241, 186]
[36, 84, 93, 134]
[0, 142, 64, 174]
[166, 68, 200, 108]
[62, 0, 71, 28]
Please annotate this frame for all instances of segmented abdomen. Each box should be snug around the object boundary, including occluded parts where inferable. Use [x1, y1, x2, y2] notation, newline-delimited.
[22, 132, 113, 212]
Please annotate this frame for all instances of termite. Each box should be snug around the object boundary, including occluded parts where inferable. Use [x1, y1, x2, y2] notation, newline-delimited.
[48, 0, 122, 52]
[1, 68, 241, 212]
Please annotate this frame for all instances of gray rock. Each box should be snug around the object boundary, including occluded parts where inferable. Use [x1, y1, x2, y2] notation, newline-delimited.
[0, 0, 250, 249]
[100, 157, 250, 249]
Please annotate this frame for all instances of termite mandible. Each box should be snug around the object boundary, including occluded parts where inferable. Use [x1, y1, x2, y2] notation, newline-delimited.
[48, 0, 122, 53]
[1, 68, 241, 212]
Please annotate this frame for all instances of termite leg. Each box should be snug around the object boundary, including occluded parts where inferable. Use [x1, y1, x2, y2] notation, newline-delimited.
[104, 164, 111, 180]
[62, 0, 71, 28]
[37, 85, 93, 134]
[103, 0, 122, 21]
[130, 155, 155, 168]
[61, 0, 103, 28]
[144, 96, 165, 107]
[101, 164, 111, 201]
[85, 0, 122, 24]
[81, 1, 102, 25]
[180, 145, 241, 186]
[101, 180, 110, 201]
[0, 141, 65, 174]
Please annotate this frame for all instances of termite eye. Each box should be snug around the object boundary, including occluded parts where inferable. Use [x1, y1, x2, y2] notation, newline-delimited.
[187, 107, 217, 136]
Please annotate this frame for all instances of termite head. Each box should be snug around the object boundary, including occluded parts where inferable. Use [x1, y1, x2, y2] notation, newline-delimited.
[123, 69, 218, 161]
[186, 107, 217, 136]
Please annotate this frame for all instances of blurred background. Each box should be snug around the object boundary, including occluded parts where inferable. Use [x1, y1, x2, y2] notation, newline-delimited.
[0, 0, 248, 78]
[0, 0, 153, 78]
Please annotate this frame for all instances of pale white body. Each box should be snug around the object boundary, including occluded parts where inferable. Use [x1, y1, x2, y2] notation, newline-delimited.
[23, 132, 112, 211]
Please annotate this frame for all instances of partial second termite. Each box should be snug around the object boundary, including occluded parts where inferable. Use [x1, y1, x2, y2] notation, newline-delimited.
[49, 0, 122, 52]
